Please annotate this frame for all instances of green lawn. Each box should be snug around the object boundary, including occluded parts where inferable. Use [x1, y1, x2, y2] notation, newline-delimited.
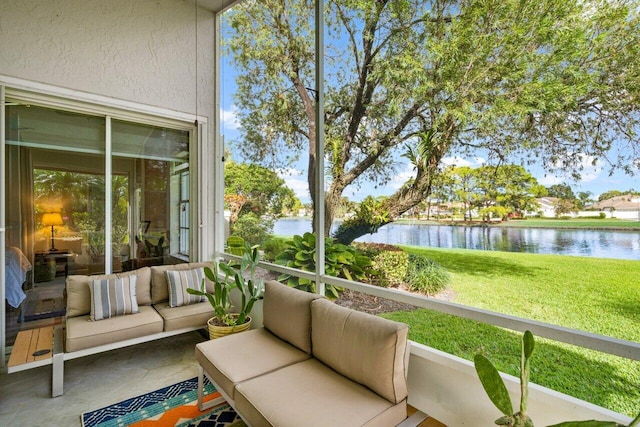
[382, 247, 640, 417]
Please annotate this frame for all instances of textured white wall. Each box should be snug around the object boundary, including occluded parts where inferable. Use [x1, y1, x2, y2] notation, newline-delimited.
[0, 0, 215, 116]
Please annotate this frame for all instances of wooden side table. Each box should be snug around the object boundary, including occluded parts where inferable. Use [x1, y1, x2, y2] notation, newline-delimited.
[7, 325, 64, 397]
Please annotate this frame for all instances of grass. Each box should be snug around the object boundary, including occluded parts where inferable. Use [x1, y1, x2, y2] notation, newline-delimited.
[382, 247, 640, 417]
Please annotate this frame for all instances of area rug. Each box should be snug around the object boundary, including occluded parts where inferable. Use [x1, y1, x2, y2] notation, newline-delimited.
[81, 377, 246, 427]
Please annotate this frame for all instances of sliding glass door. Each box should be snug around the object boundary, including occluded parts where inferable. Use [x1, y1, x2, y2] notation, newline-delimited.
[2, 95, 195, 357]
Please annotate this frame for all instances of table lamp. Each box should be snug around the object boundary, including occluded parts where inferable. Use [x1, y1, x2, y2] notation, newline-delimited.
[42, 212, 64, 252]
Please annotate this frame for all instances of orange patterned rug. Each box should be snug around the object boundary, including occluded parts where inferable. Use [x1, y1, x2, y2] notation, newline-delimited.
[81, 377, 245, 427]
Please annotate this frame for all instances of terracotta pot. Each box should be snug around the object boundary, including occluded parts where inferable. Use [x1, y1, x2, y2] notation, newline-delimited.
[207, 315, 251, 339]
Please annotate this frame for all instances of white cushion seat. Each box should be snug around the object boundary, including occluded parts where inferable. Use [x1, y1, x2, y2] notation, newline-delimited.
[195, 328, 310, 401]
[65, 305, 163, 352]
[153, 301, 214, 331]
[234, 358, 406, 427]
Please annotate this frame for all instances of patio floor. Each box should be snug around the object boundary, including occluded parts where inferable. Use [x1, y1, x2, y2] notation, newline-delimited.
[0, 331, 206, 425]
[1, 329, 444, 426]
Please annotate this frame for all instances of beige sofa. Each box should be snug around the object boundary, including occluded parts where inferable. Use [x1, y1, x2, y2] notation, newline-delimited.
[195, 281, 410, 427]
[65, 262, 214, 352]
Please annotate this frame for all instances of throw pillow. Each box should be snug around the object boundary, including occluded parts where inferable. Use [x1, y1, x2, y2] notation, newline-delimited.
[166, 267, 206, 307]
[90, 275, 139, 321]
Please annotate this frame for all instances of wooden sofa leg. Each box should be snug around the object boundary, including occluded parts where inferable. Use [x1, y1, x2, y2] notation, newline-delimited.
[198, 365, 225, 411]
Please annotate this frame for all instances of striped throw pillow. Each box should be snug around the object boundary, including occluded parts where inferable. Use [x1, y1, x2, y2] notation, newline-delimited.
[90, 275, 139, 321]
[167, 268, 206, 307]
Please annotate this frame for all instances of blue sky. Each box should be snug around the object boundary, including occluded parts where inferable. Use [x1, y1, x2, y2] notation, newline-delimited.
[221, 96, 639, 204]
[219, 25, 639, 205]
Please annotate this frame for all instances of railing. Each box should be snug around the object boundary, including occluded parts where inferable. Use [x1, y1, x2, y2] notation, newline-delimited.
[221, 255, 638, 424]
[224, 256, 640, 362]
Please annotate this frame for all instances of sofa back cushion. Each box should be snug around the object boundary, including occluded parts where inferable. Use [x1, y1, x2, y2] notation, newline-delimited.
[263, 280, 322, 354]
[166, 268, 206, 307]
[311, 298, 409, 404]
[89, 275, 139, 321]
[66, 267, 151, 318]
[150, 262, 212, 304]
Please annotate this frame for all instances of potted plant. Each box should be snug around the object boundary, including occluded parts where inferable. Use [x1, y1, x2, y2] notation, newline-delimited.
[187, 243, 264, 339]
[474, 330, 639, 427]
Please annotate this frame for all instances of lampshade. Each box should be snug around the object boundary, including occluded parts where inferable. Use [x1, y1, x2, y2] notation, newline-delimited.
[42, 212, 64, 227]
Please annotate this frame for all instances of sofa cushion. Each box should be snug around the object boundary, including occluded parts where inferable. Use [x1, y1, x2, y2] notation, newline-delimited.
[153, 301, 213, 331]
[150, 262, 212, 304]
[66, 267, 152, 318]
[262, 280, 322, 354]
[234, 358, 406, 427]
[311, 298, 409, 404]
[195, 328, 309, 401]
[65, 305, 163, 352]
[166, 268, 206, 307]
[90, 275, 139, 321]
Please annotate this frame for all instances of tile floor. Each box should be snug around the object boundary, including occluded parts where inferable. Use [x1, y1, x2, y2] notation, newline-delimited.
[0, 331, 207, 426]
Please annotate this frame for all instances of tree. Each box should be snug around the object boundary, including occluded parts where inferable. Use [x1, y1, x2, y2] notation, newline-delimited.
[225, 0, 640, 242]
[577, 191, 593, 209]
[546, 184, 576, 201]
[472, 165, 544, 220]
[224, 161, 299, 227]
[598, 190, 624, 202]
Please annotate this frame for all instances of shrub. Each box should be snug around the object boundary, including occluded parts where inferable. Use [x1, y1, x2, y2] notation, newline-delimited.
[405, 254, 450, 295]
[261, 236, 288, 262]
[275, 232, 374, 299]
[372, 250, 409, 287]
[354, 243, 408, 287]
[231, 213, 273, 246]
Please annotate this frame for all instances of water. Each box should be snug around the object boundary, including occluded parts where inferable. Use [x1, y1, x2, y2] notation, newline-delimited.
[273, 218, 640, 260]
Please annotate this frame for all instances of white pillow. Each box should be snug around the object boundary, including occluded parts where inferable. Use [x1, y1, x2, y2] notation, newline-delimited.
[166, 268, 206, 307]
[90, 275, 139, 321]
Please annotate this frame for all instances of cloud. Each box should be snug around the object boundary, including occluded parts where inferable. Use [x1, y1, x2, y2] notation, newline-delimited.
[536, 155, 603, 186]
[277, 168, 309, 201]
[221, 106, 239, 130]
[388, 163, 416, 190]
[441, 156, 486, 168]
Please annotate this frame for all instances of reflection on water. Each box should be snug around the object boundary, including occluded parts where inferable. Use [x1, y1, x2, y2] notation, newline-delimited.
[273, 218, 640, 260]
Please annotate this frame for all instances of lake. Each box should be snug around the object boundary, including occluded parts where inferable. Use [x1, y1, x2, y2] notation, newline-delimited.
[273, 218, 640, 260]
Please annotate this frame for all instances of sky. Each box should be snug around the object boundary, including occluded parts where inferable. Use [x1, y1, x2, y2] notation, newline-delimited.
[219, 20, 640, 205]
[222, 99, 640, 205]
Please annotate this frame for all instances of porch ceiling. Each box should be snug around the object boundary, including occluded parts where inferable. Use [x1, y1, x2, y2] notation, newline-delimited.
[192, 0, 243, 13]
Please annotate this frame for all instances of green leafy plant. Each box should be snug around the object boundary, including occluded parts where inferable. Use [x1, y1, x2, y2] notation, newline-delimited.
[371, 249, 408, 287]
[230, 213, 273, 246]
[275, 232, 373, 299]
[262, 236, 289, 262]
[187, 242, 263, 327]
[474, 330, 639, 427]
[405, 254, 450, 295]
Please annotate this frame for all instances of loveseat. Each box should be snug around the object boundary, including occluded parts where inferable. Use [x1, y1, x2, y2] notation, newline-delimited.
[65, 261, 215, 352]
[195, 280, 410, 427]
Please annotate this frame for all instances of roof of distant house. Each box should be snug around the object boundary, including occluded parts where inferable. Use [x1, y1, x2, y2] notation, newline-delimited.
[589, 194, 640, 211]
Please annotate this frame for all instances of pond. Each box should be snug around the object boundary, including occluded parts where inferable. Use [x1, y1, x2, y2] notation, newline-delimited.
[273, 218, 640, 260]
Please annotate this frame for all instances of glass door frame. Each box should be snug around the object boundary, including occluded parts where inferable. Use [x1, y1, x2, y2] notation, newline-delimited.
[1, 84, 208, 369]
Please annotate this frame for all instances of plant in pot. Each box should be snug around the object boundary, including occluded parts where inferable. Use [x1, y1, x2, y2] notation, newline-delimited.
[187, 243, 263, 339]
[474, 330, 639, 427]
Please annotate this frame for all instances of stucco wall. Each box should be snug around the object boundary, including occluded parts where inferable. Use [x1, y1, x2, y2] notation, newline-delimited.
[0, 0, 215, 116]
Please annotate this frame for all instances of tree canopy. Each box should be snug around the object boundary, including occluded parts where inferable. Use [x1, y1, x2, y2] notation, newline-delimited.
[225, 0, 640, 240]
[224, 161, 300, 225]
